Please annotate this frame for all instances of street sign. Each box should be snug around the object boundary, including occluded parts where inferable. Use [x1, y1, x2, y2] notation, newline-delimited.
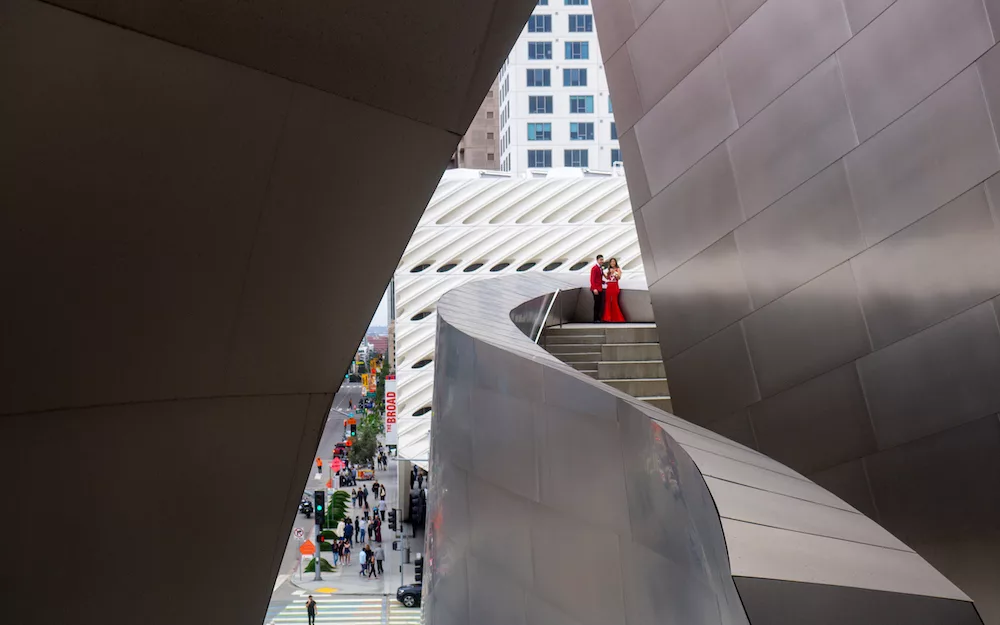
[299, 540, 316, 556]
[331, 458, 343, 473]
[293, 527, 304, 539]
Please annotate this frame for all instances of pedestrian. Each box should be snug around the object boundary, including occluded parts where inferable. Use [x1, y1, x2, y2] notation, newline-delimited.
[306, 595, 317, 625]
[351, 488, 357, 507]
[380, 499, 387, 522]
[367, 545, 378, 578]
[374, 545, 385, 575]
[343, 519, 354, 545]
[359, 517, 367, 543]
[372, 481, 380, 500]
[358, 545, 367, 576]
[332, 539, 341, 568]
[342, 541, 351, 565]
[590, 254, 605, 323]
[363, 485, 370, 506]
[417, 472, 424, 489]
[363, 502, 370, 521]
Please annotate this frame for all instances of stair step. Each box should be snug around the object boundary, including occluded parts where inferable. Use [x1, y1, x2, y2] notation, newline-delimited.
[557, 353, 604, 363]
[598, 360, 665, 380]
[602, 343, 662, 361]
[547, 343, 603, 355]
[604, 327, 659, 344]
[604, 378, 669, 398]
[545, 334, 606, 345]
[569, 361, 599, 371]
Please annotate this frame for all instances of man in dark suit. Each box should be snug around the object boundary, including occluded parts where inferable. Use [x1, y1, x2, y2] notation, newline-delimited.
[590, 254, 605, 322]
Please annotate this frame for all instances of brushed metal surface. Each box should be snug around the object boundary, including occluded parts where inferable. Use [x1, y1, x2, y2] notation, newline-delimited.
[844, 65, 1000, 244]
[468, 475, 534, 587]
[651, 233, 752, 359]
[720, 0, 765, 30]
[742, 263, 871, 397]
[720, 0, 851, 125]
[603, 45, 643, 133]
[728, 56, 859, 218]
[749, 364, 875, 475]
[665, 322, 760, 424]
[865, 415, 1000, 546]
[626, 0, 730, 113]
[708, 409, 758, 450]
[856, 302, 1000, 450]
[837, 0, 994, 141]
[640, 142, 745, 277]
[590, 0, 636, 62]
[842, 0, 895, 33]
[635, 49, 738, 196]
[735, 160, 865, 308]
[618, 127, 651, 208]
[809, 459, 879, 519]
[851, 185, 1000, 349]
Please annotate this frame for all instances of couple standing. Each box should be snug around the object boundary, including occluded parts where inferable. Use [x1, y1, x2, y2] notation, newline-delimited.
[590, 254, 626, 323]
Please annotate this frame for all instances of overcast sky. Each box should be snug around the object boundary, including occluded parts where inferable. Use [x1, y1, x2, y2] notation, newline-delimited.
[368, 286, 389, 329]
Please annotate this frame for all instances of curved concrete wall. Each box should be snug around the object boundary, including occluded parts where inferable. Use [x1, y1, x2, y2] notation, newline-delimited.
[426, 274, 981, 625]
[592, 0, 1000, 619]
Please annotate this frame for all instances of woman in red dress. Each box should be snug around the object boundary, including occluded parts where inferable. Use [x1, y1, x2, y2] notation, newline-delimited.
[602, 258, 626, 323]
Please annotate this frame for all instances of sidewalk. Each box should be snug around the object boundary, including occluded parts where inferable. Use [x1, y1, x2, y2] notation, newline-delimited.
[290, 458, 402, 596]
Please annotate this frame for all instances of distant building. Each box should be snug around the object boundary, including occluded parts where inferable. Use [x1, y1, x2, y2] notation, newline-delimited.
[448, 78, 500, 170]
[366, 334, 388, 355]
[497, 1, 619, 173]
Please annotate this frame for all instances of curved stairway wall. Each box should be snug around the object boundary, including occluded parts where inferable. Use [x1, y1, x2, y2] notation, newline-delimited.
[425, 273, 983, 625]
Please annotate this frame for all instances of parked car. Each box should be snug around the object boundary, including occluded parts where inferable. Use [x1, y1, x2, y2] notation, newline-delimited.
[396, 583, 422, 608]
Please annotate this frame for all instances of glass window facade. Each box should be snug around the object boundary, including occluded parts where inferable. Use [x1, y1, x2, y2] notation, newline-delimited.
[528, 14, 552, 32]
[611, 122, 618, 140]
[564, 149, 589, 167]
[565, 41, 589, 60]
[568, 14, 593, 32]
[611, 148, 622, 164]
[528, 149, 553, 168]
[529, 95, 554, 114]
[570, 122, 594, 141]
[563, 68, 588, 87]
[569, 95, 595, 114]
[528, 41, 552, 60]
[527, 69, 551, 87]
[527, 123, 552, 141]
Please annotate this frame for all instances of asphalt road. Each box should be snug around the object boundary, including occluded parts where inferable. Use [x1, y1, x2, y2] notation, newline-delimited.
[269, 382, 364, 600]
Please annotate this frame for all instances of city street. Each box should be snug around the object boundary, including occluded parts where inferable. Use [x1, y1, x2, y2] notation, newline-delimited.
[263, 382, 420, 624]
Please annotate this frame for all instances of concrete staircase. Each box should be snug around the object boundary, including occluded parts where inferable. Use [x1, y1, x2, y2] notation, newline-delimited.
[542, 323, 671, 413]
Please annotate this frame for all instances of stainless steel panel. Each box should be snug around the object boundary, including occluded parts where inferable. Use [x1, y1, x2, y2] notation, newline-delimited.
[708, 409, 758, 450]
[591, 0, 636, 62]
[735, 576, 984, 625]
[735, 160, 865, 308]
[664, 322, 760, 425]
[626, 0, 730, 113]
[475, 336, 543, 402]
[635, 50, 738, 196]
[620, 539, 729, 625]
[865, 415, 1000, 545]
[467, 556, 528, 625]
[728, 56, 859, 218]
[844, 65, 1000, 244]
[526, 595, 585, 625]
[989, 173, 1000, 228]
[618, 127, 651, 208]
[666, 420, 805, 479]
[851, 185, 1000, 349]
[639, 142, 745, 277]
[742, 263, 871, 397]
[468, 475, 535, 587]
[470, 387, 540, 502]
[704, 476, 911, 551]
[977, 44, 1000, 170]
[630, 0, 667, 25]
[842, 0, 895, 33]
[530, 504, 627, 625]
[541, 365, 618, 423]
[650, 234, 752, 358]
[720, 0, 850, 125]
[808, 459, 880, 520]
[721, 0, 765, 30]
[538, 400, 632, 535]
[604, 46, 643, 134]
[838, 0, 993, 142]
[686, 446, 854, 511]
[748, 364, 877, 475]
[986, 0, 1000, 41]
[722, 519, 970, 599]
[856, 302, 1000, 449]
[631, 209, 658, 285]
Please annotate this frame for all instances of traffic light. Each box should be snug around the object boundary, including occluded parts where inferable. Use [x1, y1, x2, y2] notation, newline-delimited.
[317, 533, 326, 544]
[388, 508, 397, 531]
[414, 556, 424, 583]
[314, 490, 325, 528]
[350, 422, 357, 437]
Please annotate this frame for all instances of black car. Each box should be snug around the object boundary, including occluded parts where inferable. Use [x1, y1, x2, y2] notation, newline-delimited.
[396, 583, 422, 608]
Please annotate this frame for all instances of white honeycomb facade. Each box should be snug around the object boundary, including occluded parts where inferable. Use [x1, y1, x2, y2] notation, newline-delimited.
[394, 168, 643, 464]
